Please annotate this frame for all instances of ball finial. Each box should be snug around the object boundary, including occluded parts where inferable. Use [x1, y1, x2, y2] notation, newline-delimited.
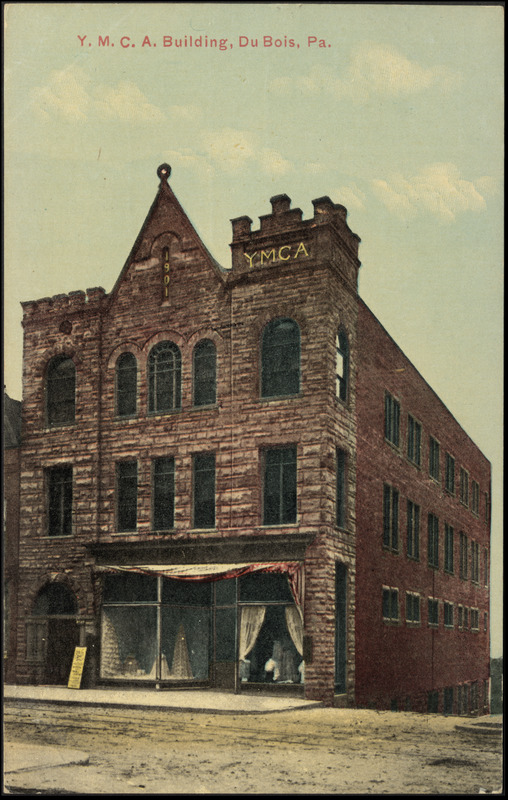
[157, 163, 171, 182]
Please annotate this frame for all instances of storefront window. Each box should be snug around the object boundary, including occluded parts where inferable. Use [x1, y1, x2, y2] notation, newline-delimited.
[99, 571, 303, 687]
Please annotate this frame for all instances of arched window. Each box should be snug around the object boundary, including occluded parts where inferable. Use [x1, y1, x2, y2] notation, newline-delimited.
[261, 318, 300, 398]
[32, 583, 78, 615]
[336, 329, 349, 402]
[193, 339, 217, 407]
[148, 341, 181, 413]
[115, 352, 137, 417]
[46, 355, 76, 425]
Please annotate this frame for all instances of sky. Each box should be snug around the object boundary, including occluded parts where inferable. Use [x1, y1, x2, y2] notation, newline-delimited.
[3, 3, 503, 656]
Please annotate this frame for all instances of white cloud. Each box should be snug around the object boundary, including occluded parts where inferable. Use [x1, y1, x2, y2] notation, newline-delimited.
[335, 184, 366, 211]
[372, 163, 492, 221]
[94, 82, 165, 122]
[31, 65, 165, 123]
[201, 127, 257, 172]
[199, 128, 294, 177]
[269, 43, 459, 101]
[31, 65, 91, 121]
[259, 149, 293, 176]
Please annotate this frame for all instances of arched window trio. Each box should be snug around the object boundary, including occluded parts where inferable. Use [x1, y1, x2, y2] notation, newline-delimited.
[45, 320, 350, 425]
[116, 338, 217, 417]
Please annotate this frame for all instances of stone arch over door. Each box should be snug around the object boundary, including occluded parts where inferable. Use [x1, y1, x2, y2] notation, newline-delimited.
[30, 582, 80, 685]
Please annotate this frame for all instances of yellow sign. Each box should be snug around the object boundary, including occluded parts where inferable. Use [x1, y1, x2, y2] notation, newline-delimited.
[67, 646, 87, 689]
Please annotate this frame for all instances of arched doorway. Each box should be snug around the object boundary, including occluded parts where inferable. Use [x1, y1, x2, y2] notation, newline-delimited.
[30, 583, 80, 685]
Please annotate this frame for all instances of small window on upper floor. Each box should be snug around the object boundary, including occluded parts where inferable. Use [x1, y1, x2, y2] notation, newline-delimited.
[459, 467, 469, 507]
[429, 436, 440, 481]
[445, 453, 455, 495]
[407, 415, 422, 466]
[384, 392, 400, 447]
[335, 329, 349, 402]
[115, 352, 137, 417]
[193, 339, 217, 407]
[46, 355, 75, 426]
[148, 341, 181, 413]
[261, 318, 300, 398]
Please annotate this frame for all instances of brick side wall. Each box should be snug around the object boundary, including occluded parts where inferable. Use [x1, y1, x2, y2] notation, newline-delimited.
[356, 300, 491, 713]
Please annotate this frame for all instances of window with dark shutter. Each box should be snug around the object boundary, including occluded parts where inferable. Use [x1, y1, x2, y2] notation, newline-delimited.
[193, 453, 216, 529]
[46, 356, 75, 425]
[261, 318, 300, 398]
[263, 447, 297, 525]
[47, 466, 73, 536]
[193, 340, 217, 407]
[148, 341, 181, 413]
[336, 329, 349, 402]
[153, 457, 175, 531]
[116, 352, 137, 417]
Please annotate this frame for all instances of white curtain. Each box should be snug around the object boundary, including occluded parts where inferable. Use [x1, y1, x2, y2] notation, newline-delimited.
[239, 606, 266, 661]
[285, 605, 303, 656]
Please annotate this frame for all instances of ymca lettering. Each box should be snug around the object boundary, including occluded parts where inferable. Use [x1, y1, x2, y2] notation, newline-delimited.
[243, 241, 309, 268]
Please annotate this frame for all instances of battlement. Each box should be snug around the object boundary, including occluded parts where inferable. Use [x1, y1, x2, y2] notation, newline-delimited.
[229, 193, 361, 277]
[21, 286, 107, 323]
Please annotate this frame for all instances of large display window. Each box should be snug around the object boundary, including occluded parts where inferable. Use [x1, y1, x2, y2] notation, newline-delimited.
[99, 569, 304, 687]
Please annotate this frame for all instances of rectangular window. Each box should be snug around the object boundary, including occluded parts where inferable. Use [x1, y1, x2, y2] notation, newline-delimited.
[459, 468, 469, 506]
[336, 449, 347, 529]
[484, 548, 489, 587]
[484, 612, 488, 633]
[406, 592, 421, 624]
[427, 690, 439, 713]
[485, 492, 490, 524]
[407, 415, 422, 466]
[444, 687, 454, 715]
[47, 465, 73, 537]
[428, 598, 439, 626]
[384, 392, 400, 447]
[383, 484, 399, 552]
[471, 541, 480, 583]
[152, 457, 175, 531]
[445, 453, 455, 494]
[459, 532, 468, 579]
[471, 681, 479, 712]
[444, 523, 454, 574]
[406, 500, 420, 560]
[382, 587, 399, 623]
[471, 480, 479, 515]
[193, 452, 216, 529]
[471, 609, 479, 631]
[263, 446, 297, 526]
[444, 601, 454, 628]
[464, 607, 469, 629]
[458, 605, 463, 629]
[429, 436, 440, 481]
[116, 461, 138, 532]
[427, 513, 439, 568]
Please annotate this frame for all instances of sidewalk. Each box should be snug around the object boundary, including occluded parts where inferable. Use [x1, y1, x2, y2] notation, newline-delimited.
[4, 683, 323, 714]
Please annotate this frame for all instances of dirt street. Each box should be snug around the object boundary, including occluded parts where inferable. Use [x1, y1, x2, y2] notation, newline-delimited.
[3, 701, 503, 795]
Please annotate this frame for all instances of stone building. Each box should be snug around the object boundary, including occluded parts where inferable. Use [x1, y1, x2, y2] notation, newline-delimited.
[7, 165, 491, 712]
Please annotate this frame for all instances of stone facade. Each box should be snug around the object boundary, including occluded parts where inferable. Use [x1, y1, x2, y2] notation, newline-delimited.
[8, 165, 490, 712]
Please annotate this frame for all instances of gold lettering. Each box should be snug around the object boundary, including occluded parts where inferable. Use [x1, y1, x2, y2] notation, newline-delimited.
[278, 245, 291, 261]
[243, 252, 256, 268]
[164, 262, 170, 272]
[261, 249, 276, 264]
[294, 242, 309, 259]
[164, 275, 170, 285]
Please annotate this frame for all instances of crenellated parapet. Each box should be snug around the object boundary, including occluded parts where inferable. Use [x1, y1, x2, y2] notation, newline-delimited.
[229, 194, 361, 291]
[21, 286, 107, 326]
